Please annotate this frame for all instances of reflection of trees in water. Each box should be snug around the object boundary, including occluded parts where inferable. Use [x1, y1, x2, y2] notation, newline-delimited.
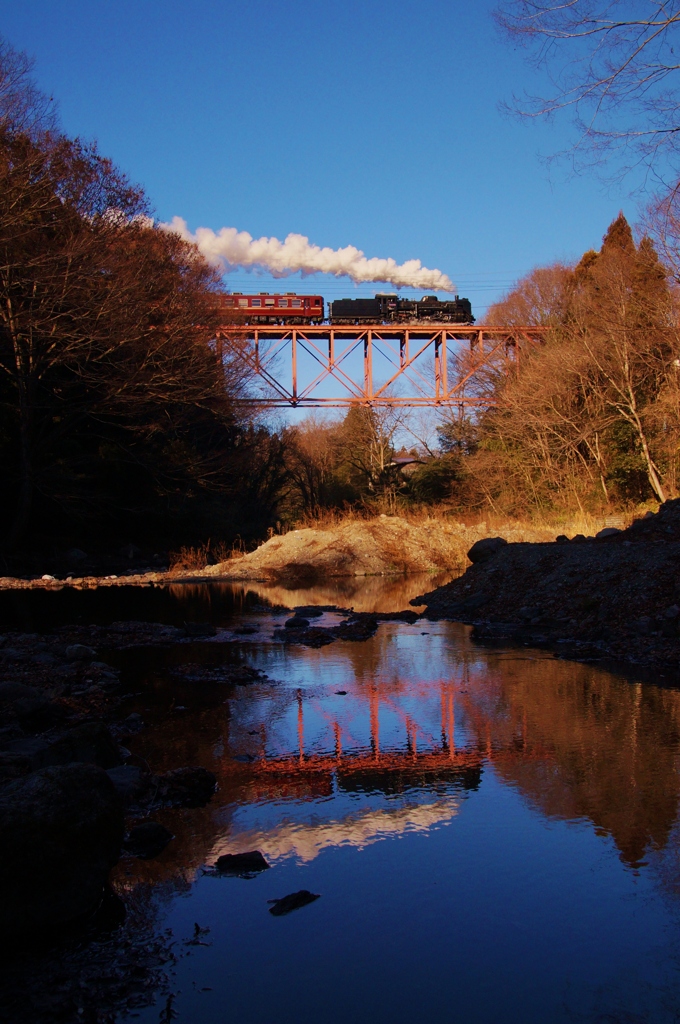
[460, 653, 680, 868]
[167, 573, 454, 617]
[336, 620, 479, 690]
[230, 572, 454, 614]
[166, 582, 249, 619]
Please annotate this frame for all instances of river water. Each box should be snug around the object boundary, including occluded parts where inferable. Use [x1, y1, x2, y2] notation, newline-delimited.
[8, 577, 680, 1024]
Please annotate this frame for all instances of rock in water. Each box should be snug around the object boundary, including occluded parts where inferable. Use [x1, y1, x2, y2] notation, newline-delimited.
[0, 682, 62, 732]
[0, 764, 124, 937]
[106, 765, 146, 806]
[467, 537, 508, 564]
[284, 616, 310, 629]
[267, 890, 320, 916]
[215, 850, 270, 875]
[123, 822, 174, 859]
[155, 766, 217, 807]
[37, 721, 122, 770]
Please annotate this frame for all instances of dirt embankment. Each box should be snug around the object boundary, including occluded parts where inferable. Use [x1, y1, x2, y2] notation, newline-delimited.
[201, 515, 556, 583]
[420, 500, 680, 671]
[207, 516, 455, 581]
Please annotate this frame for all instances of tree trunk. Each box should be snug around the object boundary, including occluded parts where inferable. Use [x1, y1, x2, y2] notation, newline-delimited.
[8, 397, 33, 550]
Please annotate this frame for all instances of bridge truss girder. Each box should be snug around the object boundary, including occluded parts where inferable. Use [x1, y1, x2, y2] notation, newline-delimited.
[218, 324, 547, 409]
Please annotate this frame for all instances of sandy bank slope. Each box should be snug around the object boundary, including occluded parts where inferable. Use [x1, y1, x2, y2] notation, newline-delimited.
[205, 516, 451, 581]
[204, 515, 556, 583]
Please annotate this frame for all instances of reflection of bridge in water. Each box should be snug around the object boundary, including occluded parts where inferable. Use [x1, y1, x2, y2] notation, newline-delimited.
[218, 324, 548, 408]
[228, 681, 553, 789]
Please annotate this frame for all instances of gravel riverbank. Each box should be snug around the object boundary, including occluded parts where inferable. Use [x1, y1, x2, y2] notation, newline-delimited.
[419, 499, 680, 672]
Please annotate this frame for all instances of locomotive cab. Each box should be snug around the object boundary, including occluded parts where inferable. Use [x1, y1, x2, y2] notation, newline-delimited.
[375, 292, 399, 319]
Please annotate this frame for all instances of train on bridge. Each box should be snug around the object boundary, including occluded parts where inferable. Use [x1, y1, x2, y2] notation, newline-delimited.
[217, 291, 474, 326]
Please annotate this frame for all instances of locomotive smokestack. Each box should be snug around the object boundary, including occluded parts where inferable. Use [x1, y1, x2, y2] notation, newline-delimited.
[162, 218, 455, 293]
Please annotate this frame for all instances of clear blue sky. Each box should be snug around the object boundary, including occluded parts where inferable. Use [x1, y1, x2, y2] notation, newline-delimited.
[3, 0, 640, 316]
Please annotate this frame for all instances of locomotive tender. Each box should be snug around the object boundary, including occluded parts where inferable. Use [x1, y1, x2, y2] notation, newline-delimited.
[217, 291, 474, 325]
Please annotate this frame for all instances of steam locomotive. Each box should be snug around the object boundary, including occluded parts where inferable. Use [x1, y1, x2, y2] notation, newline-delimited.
[329, 293, 474, 324]
[217, 291, 474, 325]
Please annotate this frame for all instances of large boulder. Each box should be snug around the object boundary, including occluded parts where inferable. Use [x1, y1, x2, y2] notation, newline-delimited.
[467, 537, 508, 564]
[0, 763, 124, 937]
[36, 721, 122, 770]
[0, 682, 64, 732]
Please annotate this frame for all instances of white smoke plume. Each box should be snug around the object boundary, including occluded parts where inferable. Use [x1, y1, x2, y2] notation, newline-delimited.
[162, 217, 455, 293]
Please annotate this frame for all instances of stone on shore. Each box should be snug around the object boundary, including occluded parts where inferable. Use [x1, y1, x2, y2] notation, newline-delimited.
[467, 537, 508, 564]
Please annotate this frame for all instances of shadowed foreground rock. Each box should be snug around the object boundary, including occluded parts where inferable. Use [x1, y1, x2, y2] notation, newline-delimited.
[0, 763, 124, 938]
[467, 536, 508, 564]
[419, 499, 680, 669]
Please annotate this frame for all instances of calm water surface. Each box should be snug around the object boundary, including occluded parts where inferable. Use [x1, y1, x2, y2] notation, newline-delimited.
[22, 579, 680, 1024]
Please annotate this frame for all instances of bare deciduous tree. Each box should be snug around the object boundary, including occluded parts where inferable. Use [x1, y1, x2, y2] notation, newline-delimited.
[284, 415, 343, 511]
[486, 263, 573, 326]
[332, 405, 406, 499]
[0, 36, 57, 138]
[495, 1, 680, 181]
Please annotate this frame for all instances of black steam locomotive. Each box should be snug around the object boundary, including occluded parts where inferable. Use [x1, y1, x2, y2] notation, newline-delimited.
[329, 293, 474, 325]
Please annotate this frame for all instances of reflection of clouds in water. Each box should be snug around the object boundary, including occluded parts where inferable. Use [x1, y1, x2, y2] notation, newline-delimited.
[213, 796, 460, 864]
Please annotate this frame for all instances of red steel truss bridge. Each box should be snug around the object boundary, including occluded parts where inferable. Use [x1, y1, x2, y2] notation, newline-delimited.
[217, 323, 548, 408]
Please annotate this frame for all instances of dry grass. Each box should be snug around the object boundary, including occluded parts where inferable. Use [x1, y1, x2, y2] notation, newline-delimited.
[169, 538, 248, 570]
[297, 505, 635, 549]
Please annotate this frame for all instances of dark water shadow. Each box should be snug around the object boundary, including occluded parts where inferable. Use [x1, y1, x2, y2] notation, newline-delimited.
[0, 571, 454, 632]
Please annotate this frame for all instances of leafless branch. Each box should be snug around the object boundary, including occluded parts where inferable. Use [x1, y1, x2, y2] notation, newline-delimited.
[495, 1, 680, 181]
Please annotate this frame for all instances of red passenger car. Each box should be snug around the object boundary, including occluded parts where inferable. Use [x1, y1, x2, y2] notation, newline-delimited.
[217, 292, 324, 324]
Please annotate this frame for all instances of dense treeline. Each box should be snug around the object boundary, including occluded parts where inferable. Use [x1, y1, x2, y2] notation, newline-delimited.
[0, 43, 288, 563]
[477, 214, 680, 513]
